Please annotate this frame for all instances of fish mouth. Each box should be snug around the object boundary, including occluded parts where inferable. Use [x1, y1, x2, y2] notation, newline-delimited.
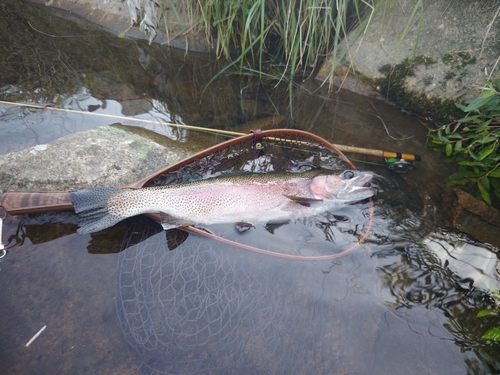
[338, 171, 376, 201]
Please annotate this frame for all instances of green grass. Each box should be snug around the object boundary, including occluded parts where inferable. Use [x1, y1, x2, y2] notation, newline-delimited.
[155, 0, 427, 112]
[159, 0, 376, 77]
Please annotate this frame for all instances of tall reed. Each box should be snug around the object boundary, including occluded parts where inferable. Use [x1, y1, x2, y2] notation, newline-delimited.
[158, 0, 424, 95]
[160, 0, 372, 75]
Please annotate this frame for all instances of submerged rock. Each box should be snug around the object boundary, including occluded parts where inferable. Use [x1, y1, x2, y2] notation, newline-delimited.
[0, 124, 194, 195]
[419, 182, 500, 248]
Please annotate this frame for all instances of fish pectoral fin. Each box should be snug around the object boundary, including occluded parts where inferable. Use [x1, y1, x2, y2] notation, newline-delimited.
[283, 194, 323, 202]
[283, 194, 323, 207]
[159, 212, 194, 230]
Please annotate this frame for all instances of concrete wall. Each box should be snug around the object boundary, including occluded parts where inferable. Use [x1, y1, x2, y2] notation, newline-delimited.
[318, 0, 500, 119]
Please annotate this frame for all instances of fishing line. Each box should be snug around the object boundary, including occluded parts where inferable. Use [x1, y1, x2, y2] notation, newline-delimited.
[0, 100, 244, 137]
[0, 100, 421, 162]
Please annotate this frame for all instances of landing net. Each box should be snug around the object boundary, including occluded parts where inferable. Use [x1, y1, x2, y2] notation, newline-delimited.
[116, 129, 374, 374]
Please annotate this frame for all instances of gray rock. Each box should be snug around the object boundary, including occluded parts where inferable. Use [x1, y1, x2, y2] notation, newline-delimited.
[32, 0, 212, 52]
[0, 124, 193, 194]
[318, 0, 500, 115]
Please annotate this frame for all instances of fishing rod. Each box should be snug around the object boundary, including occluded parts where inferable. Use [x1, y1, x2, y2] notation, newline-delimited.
[0, 100, 421, 169]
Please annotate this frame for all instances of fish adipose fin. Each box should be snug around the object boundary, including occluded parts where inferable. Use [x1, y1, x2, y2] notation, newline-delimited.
[70, 187, 127, 235]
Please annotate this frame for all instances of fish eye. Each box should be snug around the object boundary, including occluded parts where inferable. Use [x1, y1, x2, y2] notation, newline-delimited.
[342, 170, 355, 179]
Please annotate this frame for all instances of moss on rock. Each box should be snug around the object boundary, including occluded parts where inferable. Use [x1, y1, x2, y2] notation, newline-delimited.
[374, 56, 464, 122]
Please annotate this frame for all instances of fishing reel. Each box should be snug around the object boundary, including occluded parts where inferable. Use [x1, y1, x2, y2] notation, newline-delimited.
[385, 158, 416, 173]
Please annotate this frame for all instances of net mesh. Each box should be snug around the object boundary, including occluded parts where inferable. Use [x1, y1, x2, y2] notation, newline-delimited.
[116, 130, 373, 374]
[148, 131, 349, 186]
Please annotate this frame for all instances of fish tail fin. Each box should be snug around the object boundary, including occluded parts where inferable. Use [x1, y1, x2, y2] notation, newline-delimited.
[70, 187, 129, 234]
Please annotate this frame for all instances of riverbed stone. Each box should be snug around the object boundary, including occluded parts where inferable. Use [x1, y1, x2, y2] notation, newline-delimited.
[0, 124, 194, 195]
[419, 182, 500, 248]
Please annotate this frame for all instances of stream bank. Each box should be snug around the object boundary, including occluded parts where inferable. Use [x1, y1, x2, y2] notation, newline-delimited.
[34, 0, 500, 121]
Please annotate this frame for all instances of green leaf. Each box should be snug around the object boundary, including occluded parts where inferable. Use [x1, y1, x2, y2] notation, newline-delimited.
[478, 143, 497, 160]
[437, 129, 447, 142]
[457, 160, 485, 167]
[483, 97, 500, 112]
[445, 143, 452, 156]
[475, 120, 491, 133]
[478, 177, 492, 205]
[463, 96, 492, 112]
[481, 326, 500, 341]
[477, 309, 499, 318]
[469, 149, 480, 160]
[479, 135, 496, 144]
[446, 134, 464, 140]
[448, 178, 473, 186]
[459, 115, 481, 122]
[491, 177, 500, 199]
[449, 169, 483, 180]
[488, 168, 500, 177]
[117, 32, 125, 38]
[463, 86, 497, 112]
[455, 140, 462, 151]
[489, 153, 500, 162]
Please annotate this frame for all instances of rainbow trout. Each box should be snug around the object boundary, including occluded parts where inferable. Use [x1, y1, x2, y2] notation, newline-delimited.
[70, 170, 376, 234]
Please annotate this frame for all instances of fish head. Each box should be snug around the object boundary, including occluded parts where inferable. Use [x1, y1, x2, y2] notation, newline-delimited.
[310, 170, 376, 202]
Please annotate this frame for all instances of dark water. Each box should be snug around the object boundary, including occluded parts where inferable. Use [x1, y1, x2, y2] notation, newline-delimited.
[1, 1, 499, 374]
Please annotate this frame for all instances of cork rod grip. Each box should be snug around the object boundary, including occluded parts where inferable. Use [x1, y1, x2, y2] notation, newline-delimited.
[0, 191, 73, 215]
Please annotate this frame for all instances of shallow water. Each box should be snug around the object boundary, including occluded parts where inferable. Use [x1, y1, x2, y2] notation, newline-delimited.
[1, 1, 499, 374]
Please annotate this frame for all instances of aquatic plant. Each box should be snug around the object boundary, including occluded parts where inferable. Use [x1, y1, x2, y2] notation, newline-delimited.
[428, 81, 500, 206]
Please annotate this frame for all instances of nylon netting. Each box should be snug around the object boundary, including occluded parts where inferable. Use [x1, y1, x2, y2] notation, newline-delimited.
[149, 132, 349, 186]
[116, 131, 373, 374]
